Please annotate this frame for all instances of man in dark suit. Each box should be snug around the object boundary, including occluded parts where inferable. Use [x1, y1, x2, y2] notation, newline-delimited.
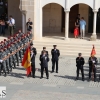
[40, 51, 49, 79]
[41, 47, 48, 56]
[31, 49, 36, 78]
[88, 55, 98, 82]
[30, 43, 37, 56]
[76, 53, 85, 81]
[51, 45, 60, 73]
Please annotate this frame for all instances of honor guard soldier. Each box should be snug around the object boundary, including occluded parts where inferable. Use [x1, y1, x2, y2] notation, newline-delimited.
[40, 51, 49, 79]
[88, 55, 98, 82]
[88, 45, 97, 82]
[41, 47, 48, 56]
[30, 43, 37, 56]
[76, 53, 85, 81]
[31, 49, 36, 78]
[51, 45, 60, 73]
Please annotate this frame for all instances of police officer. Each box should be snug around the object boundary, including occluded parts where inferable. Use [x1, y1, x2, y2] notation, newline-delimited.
[40, 51, 49, 79]
[41, 47, 48, 56]
[31, 49, 36, 78]
[51, 45, 60, 73]
[76, 53, 85, 81]
[88, 55, 98, 82]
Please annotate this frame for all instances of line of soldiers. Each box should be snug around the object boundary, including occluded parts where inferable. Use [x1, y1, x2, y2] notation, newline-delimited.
[30, 45, 60, 79]
[76, 53, 98, 82]
[0, 30, 33, 77]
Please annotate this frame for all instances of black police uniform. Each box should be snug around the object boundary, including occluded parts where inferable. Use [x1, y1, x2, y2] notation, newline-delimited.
[76, 56, 85, 81]
[51, 48, 60, 73]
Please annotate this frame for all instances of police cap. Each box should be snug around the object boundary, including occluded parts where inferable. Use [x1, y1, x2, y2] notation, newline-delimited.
[53, 45, 57, 47]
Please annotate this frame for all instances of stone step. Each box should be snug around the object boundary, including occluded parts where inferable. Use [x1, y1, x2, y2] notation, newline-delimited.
[34, 44, 100, 49]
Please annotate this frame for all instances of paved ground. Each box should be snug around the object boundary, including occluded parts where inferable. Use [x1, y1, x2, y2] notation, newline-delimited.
[0, 55, 100, 100]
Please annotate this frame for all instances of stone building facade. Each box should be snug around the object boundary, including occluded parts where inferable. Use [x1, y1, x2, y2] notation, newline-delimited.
[7, 0, 100, 40]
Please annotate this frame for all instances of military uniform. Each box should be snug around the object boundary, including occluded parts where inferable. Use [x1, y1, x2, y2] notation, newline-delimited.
[88, 56, 98, 82]
[4, 48, 10, 74]
[10, 43, 16, 68]
[31, 50, 36, 78]
[76, 53, 85, 81]
[0, 49, 7, 76]
[51, 45, 60, 73]
[14, 41, 20, 66]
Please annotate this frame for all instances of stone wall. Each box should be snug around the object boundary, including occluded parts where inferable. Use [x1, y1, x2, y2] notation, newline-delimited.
[43, 3, 62, 33]
[8, 0, 22, 31]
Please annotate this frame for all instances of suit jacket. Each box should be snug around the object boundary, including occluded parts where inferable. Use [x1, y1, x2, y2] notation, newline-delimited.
[51, 49, 60, 61]
[88, 57, 98, 67]
[41, 50, 48, 56]
[31, 53, 35, 66]
[76, 57, 85, 67]
[40, 54, 49, 68]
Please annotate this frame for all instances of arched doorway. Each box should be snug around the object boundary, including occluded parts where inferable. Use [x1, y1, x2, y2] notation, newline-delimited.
[43, 3, 65, 37]
[69, 3, 93, 38]
[0, 0, 8, 20]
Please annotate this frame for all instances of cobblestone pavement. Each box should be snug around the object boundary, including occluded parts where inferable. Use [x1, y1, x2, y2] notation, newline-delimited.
[0, 55, 100, 100]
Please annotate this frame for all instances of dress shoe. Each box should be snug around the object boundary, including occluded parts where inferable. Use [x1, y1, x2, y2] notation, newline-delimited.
[40, 76, 43, 79]
[75, 77, 79, 80]
[32, 76, 35, 78]
[94, 79, 96, 82]
[47, 77, 49, 79]
[82, 78, 84, 81]
[56, 71, 58, 73]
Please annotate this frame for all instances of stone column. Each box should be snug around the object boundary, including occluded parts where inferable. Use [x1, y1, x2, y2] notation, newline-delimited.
[65, 10, 69, 40]
[90, 10, 98, 41]
[22, 10, 27, 33]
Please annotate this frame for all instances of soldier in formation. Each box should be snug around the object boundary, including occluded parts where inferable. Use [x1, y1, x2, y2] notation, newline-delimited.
[0, 30, 33, 77]
[88, 55, 98, 82]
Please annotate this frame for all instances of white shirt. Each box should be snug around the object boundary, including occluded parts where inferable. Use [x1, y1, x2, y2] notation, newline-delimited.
[8, 18, 15, 26]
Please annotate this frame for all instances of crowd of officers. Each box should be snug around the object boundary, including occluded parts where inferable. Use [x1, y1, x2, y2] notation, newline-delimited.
[0, 31, 60, 79]
[31, 45, 60, 79]
[76, 53, 98, 82]
[0, 30, 33, 76]
[1, 31, 98, 82]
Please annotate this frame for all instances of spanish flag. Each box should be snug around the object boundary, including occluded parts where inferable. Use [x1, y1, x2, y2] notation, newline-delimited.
[22, 46, 31, 76]
[91, 45, 96, 56]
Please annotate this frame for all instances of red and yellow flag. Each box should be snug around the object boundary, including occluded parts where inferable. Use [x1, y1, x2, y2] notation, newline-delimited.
[91, 45, 96, 56]
[22, 46, 31, 76]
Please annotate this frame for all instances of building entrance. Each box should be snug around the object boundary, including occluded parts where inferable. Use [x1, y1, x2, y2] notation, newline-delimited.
[0, 0, 8, 21]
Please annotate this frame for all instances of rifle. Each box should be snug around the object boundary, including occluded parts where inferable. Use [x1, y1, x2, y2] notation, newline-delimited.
[1, 41, 32, 61]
